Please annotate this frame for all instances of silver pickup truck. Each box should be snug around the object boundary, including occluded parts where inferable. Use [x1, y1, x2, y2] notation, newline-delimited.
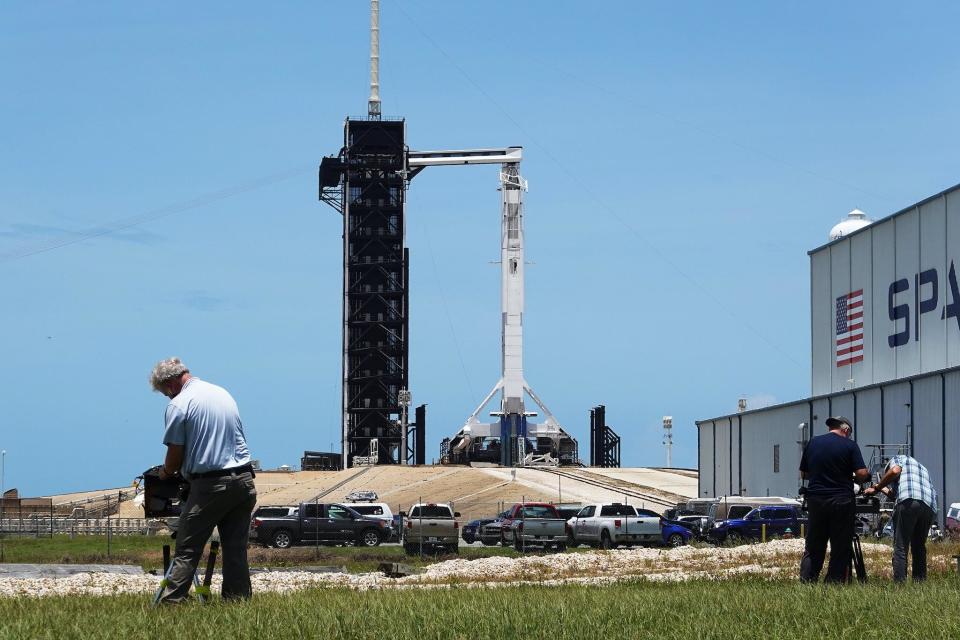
[566, 503, 662, 549]
[401, 503, 460, 555]
[503, 503, 568, 552]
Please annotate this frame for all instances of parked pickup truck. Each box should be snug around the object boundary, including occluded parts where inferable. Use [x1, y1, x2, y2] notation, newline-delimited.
[478, 510, 511, 546]
[401, 503, 461, 555]
[252, 502, 388, 549]
[566, 503, 662, 549]
[500, 503, 567, 552]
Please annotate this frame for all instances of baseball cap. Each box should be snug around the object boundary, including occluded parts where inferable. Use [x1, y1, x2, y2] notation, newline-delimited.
[825, 416, 853, 430]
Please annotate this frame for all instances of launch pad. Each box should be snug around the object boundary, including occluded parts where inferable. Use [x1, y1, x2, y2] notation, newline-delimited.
[319, 1, 578, 468]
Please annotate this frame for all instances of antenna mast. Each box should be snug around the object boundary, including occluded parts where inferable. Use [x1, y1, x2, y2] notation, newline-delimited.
[368, 0, 381, 119]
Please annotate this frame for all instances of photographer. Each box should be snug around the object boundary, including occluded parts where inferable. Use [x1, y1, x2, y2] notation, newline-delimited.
[864, 455, 937, 582]
[150, 357, 257, 604]
[799, 416, 870, 583]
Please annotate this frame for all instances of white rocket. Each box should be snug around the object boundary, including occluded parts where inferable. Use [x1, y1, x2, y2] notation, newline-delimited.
[408, 148, 570, 465]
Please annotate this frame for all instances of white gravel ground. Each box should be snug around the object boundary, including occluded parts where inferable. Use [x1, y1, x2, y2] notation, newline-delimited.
[0, 539, 888, 598]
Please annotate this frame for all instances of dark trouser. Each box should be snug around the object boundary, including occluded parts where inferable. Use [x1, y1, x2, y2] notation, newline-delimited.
[158, 470, 257, 604]
[892, 498, 935, 583]
[799, 493, 856, 584]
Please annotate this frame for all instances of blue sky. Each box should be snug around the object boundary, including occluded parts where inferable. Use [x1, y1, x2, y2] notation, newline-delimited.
[2, 2, 960, 496]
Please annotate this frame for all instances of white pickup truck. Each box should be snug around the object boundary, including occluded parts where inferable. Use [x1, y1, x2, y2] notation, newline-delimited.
[401, 502, 460, 555]
[566, 503, 662, 549]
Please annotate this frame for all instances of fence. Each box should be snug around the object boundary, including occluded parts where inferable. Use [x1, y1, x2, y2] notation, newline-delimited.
[0, 515, 154, 538]
[0, 490, 145, 538]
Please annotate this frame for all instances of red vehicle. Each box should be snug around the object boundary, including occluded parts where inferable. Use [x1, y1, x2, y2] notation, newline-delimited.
[498, 502, 567, 552]
[946, 503, 960, 539]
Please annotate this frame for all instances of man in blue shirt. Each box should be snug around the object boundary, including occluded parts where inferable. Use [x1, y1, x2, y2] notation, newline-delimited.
[150, 357, 257, 603]
[798, 416, 870, 583]
[864, 454, 938, 582]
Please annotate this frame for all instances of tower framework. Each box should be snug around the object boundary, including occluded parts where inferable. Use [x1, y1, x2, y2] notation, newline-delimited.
[321, 117, 408, 467]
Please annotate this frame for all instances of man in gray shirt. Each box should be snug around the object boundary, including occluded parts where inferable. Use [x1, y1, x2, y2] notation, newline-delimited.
[151, 357, 257, 603]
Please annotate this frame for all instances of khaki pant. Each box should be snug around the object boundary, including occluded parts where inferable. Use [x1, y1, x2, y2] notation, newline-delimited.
[158, 470, 257, 604]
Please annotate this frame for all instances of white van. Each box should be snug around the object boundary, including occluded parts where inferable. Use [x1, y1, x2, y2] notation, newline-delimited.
[342, 502, 393, 525]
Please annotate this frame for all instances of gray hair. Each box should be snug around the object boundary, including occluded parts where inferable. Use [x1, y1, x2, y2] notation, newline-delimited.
[149, 357, 189, 392]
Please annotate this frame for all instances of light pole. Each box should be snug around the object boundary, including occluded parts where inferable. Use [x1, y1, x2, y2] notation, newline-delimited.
[662, 416, 673, 468]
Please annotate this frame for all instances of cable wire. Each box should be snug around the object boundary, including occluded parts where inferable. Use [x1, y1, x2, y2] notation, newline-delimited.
[413, 215, 478, 403]
[0, 166, 313, 263]
[396, 1, 809, 368]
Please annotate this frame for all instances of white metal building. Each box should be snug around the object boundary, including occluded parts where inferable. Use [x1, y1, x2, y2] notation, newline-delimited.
[697, 183, 960, 523]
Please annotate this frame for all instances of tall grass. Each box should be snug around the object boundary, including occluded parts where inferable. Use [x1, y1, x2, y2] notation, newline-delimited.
[2, 578, 959, 639]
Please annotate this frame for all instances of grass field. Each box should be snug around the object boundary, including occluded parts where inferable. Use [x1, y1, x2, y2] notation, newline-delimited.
[1, 577, 959, 639]
[3, 536, 960, 639]
[0, 535, 519, 572]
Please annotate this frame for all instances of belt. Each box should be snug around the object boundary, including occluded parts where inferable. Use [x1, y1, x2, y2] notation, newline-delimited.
[193, 464, 254, 479]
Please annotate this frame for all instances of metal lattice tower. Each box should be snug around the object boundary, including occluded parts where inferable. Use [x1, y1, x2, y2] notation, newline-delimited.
[320, 118, 409, 468]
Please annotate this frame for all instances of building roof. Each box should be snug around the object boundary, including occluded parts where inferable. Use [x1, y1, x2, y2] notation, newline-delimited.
[808, 180, 960, 256]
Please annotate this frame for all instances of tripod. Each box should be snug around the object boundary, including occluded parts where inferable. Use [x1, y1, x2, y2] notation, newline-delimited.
[849, 533, 867, 583]
[152, 539, 220, 606]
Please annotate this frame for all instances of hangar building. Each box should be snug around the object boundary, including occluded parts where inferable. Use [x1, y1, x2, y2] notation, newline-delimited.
[696, 182, 960, 523]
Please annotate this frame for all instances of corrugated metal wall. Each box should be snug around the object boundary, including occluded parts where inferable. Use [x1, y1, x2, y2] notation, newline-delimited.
[812, 186, 960, 395]
[698, 421, 714, 498]
[730, 416, 741, 496]
[830, 393, 854, 425]
[738, 403, 809, 498]
[882, 382, 911, 447]
[715, 419, 731, 497]
[943, 372, 960, 514]
[812, 397, 830, 433]
[698, 368, 958, 522]
[811, 250, 832, 393]
[855, 387, 883, 449]
[912, 376, 942, 508]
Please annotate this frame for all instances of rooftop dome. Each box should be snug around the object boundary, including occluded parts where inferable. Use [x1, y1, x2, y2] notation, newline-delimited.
[829, 208, 872, 241]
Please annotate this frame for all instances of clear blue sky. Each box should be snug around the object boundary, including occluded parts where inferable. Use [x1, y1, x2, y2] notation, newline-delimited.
[2, 2, 959, 496]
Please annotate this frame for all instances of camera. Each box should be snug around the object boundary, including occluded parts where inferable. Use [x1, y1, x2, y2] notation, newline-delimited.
[855, 493, 880, 514]
[141, 465, 189, 518]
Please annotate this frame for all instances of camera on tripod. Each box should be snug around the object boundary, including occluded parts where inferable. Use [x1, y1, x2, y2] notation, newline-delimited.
[140, 465, 189, 518]
[855, 493, 880, 514]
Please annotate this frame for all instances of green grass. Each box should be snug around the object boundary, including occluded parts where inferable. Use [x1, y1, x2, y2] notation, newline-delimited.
[0, 536, 160, 567]
[1, 578, 959, 639]
[0, 535, 523, 572]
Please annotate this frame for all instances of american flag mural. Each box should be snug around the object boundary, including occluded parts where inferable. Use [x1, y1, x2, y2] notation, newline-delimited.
[836, 289, 864, 367]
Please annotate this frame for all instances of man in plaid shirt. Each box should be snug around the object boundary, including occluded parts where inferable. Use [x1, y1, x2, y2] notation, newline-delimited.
[864, 454, 938, 582]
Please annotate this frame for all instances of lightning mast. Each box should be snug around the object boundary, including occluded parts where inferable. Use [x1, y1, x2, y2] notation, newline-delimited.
[368, 0, 381, 119]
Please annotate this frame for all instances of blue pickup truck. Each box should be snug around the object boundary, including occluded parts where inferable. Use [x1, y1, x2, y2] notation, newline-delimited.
[708, 505, 805, 544]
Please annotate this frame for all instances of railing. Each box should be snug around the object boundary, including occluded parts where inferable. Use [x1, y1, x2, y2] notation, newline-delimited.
[0, 516, 154, 537]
